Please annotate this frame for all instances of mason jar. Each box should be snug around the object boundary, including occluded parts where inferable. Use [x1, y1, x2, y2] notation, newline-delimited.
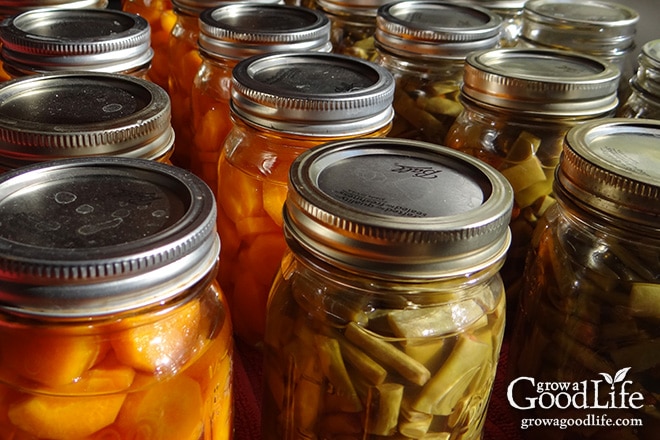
[313, 0, 393, 61]
[0, 72, 175, 170]
[168, 0, 280, 170]
[619, 39, 660, 120]
[189, 3, 332, 191]
[0, 8, 153, 79]
[445, 47, 620, 311]
[218, 52, 394, 346]
[374, 0, 502, 143]
[518, 0, 639, 100]
[0, 157, 233, 440]
[121, 0, 175, 91]
[263, 137, 514, 440]
[453, 0, 527, 47]
[507, 118, 660, 440]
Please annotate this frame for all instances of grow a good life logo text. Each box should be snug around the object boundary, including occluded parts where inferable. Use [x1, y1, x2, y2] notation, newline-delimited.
[508, 367, 645, 430]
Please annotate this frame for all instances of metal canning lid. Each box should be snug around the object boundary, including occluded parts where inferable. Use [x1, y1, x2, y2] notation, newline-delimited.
[631, 39, 660, 98]
[558, 118, 660, 229]
[462, 0, 526, 8]
[375, 1, 502, 59]
[231, 52, 395, 136]
[0, 72, 174, 169]
[0, 0, 108, 18]
[521, 0, 639, 55]
[0, 157, 219, 318]
[462, 48, 620, 116]
[172, 0, 280, 16]
[199, 4, 332, 61]
[0, 8, 152, 75]
[316, 0, 396, 19]
[285, 138, 514, 278]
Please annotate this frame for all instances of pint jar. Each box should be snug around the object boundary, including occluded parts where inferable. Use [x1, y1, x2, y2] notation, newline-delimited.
[190, 3, 331, 191]
[445, 47, 620, 309]
[262, 137, 514, 440]
[0, 72, 175, 170]
[518, 0, 639, 100]
[619, 39, 660, 120]
[374, 0, 502, 143]
[313, 0, 393, 61]
[0, 8, 153, 79]
[453, 0, 527, 47]
[217, 52, 394, 345]
[0, 157, 233, 440]
[121, 0, 176, 91]
[507, 118, 660, 440]
[168, 0, 279, 170]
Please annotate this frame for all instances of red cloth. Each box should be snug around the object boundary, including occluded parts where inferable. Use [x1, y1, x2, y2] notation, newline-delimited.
[232, 338, 523, 440]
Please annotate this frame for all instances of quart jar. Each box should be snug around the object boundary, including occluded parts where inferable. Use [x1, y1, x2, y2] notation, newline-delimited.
[168, 0, 280, 170]
[189, 3, 331, 191]
[374, 0, 502, 143]
[0, 157, 233, 440]
[507, 118, 660, 440]
[313, 0, 394, 61]
[262, 137, 514, 440]
[619, 39, 660, 120]
[218, 52, 394, 346]
[121, 0, 175, 91]
[518, 0, 639, 100]
[453, 0, 527, 47]
[0, 8, 153, 79]
[445, 47, 620, 311]
[0, 72, 174, 170]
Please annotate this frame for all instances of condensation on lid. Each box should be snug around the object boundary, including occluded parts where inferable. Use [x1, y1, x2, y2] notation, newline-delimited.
[0, 8, 152, 74]
[0, 72, 173, 167]
[285, 138, 514, 278]
[0, 157, 218, 317]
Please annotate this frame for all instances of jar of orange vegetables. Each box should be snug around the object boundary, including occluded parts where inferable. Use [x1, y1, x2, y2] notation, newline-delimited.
[168, 0, 280, 170]
[121, 0, 175, 91]
[0, 8, 153, 79]
[0, 72, 175, 170]
[218, 52, 394, 346]
[263, 137, 513, 439]
[0, 157, 233, 440]
[190, 2, 332, 191]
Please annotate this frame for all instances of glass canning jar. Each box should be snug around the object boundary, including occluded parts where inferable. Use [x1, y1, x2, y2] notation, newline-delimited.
[168, 0, 279, 171]
[374, 0, 502, 143]
[262, 137, 514, 440]
[0, 8, 153, 79]
[313, 0, 394, 61]
[121, 0, 175, 91]
[619, 39, 660, 120]
[190, 3, 331, 192]
[0, 72, 175, 170]
[507, 118, 660, 440]
[450, 0, 527, 47]
[0, 157, 233, 440]
[218, 52, 394, 346]
[445, 47, 620, 312]
[518, 0, 639, 101]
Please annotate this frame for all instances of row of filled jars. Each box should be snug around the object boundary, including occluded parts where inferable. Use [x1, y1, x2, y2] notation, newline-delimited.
[0, 1, 658, 440]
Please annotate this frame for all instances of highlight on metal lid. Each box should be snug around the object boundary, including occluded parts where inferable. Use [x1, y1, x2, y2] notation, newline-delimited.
[284, 137, 514, 278]
[558, 118, 660, 228]
[462, 47, 621, 116]
[0, 157, 219, 317]
[199, 3, 332, 60]
[0, 8, 153, 76]
[0, 72, 174, 169]
[0, 0, 108, 19]
[230, 52, 395, 135]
